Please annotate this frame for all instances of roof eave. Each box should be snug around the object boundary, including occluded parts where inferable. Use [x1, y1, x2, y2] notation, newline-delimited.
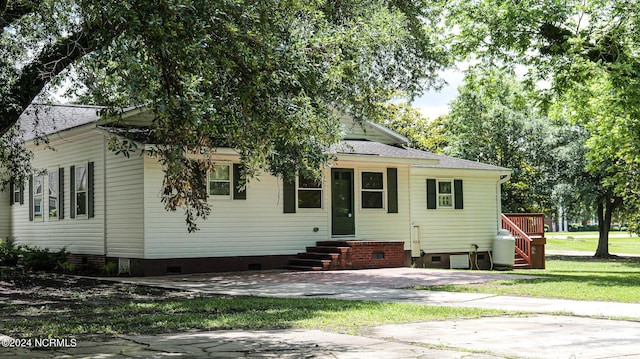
[336, 153, 438, 164]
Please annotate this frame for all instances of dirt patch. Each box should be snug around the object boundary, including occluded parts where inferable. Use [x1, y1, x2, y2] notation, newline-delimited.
[0, 267, 196, 339]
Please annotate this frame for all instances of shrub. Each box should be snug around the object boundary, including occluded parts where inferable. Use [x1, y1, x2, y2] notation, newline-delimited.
[21, 246, 68, 271]
[0, 237, 23, 266]
[103, 261, 118, 276]
[59, 261, 77, 273]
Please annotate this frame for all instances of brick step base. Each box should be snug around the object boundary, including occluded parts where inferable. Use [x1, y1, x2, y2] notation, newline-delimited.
[285, 240, 405, 271]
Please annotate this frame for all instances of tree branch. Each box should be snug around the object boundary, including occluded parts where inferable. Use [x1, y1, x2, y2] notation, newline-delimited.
[0, 30, 92, 136]
[0, 0, 42, 29]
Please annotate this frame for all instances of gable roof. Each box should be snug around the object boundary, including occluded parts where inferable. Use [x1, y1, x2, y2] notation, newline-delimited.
[17, 104, 102, 141]
[16, 104, 509, 172]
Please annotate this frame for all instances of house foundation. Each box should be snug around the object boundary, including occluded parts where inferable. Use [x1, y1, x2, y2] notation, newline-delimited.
[413, 251, 493, 270]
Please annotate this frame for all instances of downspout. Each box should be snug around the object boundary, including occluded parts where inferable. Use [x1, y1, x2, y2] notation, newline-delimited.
[496, 173, 511, 231]
[103, 134, 108, 259]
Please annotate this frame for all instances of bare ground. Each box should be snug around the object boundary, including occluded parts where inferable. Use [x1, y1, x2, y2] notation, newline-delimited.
[0, 267, 195, 339]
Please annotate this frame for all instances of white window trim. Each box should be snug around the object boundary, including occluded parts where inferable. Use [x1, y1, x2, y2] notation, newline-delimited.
[297, 174, 324, 210]
[359, 169, 386, 211]
[33, 173, 45, 222]
[436, 178, 454, 209]
[75, 163, 89, 219]
[208, 163, 233, 200]
[48, 169, 59, 221]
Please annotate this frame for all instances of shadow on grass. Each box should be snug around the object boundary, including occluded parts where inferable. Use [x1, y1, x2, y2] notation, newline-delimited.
[2, 295, 377, 337]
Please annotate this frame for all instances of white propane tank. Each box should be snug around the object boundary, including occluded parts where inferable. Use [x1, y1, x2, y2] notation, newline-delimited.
[492, 229, 515, 270]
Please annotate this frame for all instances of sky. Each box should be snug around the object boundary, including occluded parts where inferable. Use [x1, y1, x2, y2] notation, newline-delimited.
[410, 68, 465, 120]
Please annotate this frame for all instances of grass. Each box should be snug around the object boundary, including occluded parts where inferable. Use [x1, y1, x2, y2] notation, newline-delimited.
[546, 231, 640, 254]
[2, 296, 507, 338]
[416, 256, 640, 303]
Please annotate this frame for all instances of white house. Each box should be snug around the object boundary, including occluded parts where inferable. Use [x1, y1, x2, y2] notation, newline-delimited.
[0, 104, 511, 275]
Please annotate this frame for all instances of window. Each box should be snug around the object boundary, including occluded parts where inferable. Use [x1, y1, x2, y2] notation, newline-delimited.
[75, 165, 88, 216]
[33, 174, 44, 221]
[49, 171, 58, 220]
[298, 175, 322, 209]
[437, 180, 453, 208]
[12, 182, 22, 205]
[209, 164, 231, 197]
[361, 171, 384, 209]
[427, 179, 464, 210]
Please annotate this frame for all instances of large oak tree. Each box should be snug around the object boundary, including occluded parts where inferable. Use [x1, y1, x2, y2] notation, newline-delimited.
[1, 0, 449, 231]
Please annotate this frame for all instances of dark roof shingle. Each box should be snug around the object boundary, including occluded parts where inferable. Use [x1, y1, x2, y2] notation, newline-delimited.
[18, 104, 102, 140]
[332, 140, 509, 171]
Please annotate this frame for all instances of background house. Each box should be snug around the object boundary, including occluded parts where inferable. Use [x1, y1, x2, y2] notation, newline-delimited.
[0, 104, 510, 275]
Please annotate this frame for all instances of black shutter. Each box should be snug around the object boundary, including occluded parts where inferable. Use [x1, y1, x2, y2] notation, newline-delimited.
[387, 168, 398, 213]
[9, 180, 14, 205]
[88, 162, 95, 218]
[59, 168, 65, 219]
[426, 179, 436, 209]
[70, 166, 76, 218]
[19, 183, 24, 205]
[283, 176, 296, 213]
[233, 164, 246, 200]
[454, 179, 464, 210]
[28, 175, 33, 221]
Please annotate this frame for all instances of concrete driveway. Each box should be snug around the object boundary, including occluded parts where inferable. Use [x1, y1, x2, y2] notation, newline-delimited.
[6, 267, 640, 358]
[106, 267, 640, 359]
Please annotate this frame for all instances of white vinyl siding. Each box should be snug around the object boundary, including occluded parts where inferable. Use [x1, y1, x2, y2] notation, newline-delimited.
[11, 131, 105, 255]
[143, 155, 329, 259]
[411, 169, 500, 254]
[350, 164, 411, 246]
[142, 157, 412, 258]
[104, 148, 144, 258]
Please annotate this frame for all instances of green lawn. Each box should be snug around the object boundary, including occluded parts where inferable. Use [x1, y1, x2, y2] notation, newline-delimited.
[418, 257, 640, 303]
[546, 231, 640, 255]
[3, 296, 507, 338]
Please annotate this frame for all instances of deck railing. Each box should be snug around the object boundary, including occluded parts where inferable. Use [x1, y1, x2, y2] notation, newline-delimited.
[501, 214, 532, 266]
[503, 213, 545, 239]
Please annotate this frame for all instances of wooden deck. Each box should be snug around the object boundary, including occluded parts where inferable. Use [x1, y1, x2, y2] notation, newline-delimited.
[502, 213, 546, 269]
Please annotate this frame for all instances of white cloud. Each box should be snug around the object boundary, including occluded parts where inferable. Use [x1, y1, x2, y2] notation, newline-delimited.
[410, 68, 465, 120]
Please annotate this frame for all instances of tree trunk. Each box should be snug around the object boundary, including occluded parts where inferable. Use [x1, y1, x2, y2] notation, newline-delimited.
[594, 201, 610, 258]
[594, 197, 623, 258]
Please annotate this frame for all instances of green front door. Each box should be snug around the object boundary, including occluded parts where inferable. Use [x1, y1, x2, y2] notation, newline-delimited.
[331, 168, 355, 236]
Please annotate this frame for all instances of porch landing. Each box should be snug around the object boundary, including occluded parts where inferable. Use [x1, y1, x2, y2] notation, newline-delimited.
[284, 241, 405, 271]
